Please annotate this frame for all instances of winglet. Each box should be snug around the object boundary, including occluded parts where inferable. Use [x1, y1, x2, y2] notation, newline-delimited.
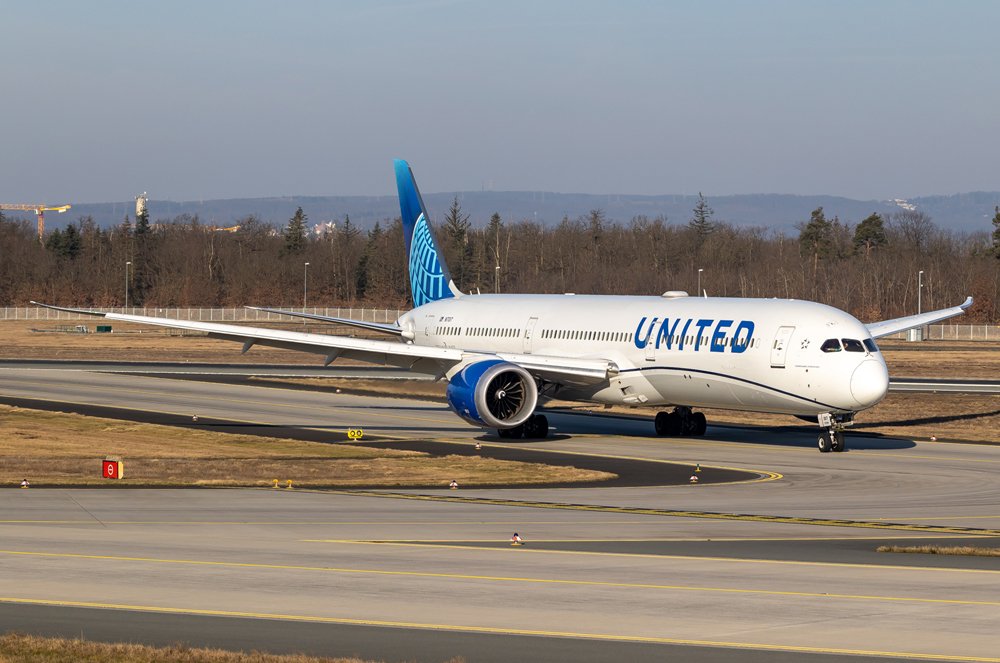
[865, 296, 974, 339]
[30, 301, 108, 318]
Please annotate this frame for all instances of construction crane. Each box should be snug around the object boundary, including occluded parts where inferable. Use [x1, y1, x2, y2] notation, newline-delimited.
[0, 203, 72, 241]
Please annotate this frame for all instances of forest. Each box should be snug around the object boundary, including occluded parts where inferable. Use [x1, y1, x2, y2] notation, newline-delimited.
[2, 200, 999, 324]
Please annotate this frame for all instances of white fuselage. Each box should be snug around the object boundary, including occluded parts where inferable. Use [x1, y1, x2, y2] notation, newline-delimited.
[400, 293, 889, 416]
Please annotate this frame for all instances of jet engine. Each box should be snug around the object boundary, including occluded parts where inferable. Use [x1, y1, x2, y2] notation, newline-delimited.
[446, 359, 538, 429]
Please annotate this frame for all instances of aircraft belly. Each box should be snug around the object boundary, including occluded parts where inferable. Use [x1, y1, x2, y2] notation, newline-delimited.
[586, 367, 828, 416]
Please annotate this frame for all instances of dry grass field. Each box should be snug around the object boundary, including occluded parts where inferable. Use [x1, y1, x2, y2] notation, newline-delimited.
[2, 321, 998, 444]
[876, 545, 1000, 557]
[0, 633, 416, 663]
[0, 320, 362, 364]
[3, 321, 998, 375]
[877, 339, 1000, 379]
[0, 405, 611, 488]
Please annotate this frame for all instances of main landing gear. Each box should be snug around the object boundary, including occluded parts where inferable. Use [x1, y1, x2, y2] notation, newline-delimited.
[654, 406, 707, 437]
[497, 413, 549, 440]
[817, 412, 852, 453]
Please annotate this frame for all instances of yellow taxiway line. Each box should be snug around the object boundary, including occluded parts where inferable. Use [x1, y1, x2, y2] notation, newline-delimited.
[0, 596, 997, 662]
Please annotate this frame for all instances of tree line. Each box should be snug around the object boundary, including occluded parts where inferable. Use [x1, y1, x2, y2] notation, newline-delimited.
[1, 201, 998, 323]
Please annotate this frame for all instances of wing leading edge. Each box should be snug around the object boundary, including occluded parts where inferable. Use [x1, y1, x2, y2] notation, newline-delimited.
[866, 297, 973, 339]
[30, 303, 615, 386]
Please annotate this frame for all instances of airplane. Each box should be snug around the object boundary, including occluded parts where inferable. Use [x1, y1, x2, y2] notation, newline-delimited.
[34, 160, 973, 452]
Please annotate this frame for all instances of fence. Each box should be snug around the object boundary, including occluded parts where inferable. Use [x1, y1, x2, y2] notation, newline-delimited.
[3, 307, 998, 340]
[881, 324, 1000, 341]
[0, 306, 407, 324]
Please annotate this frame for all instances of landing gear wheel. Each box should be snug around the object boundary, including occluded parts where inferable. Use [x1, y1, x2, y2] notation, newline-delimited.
[498, 424, 524, 439]
[817, 433, 832, 453]
[655, 411, 688, 437]
[654, 412, 670, 436]
[831, 431, 846, 452]
[522, 414, 549, 439]
[692, 412, 707, 436]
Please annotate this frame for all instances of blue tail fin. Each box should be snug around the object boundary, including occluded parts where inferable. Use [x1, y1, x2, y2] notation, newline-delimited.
[394, 159, 457, 307]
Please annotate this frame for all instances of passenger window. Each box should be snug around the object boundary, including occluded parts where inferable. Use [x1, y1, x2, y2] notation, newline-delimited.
[842, 338, 865, 353]
[863, 338, 879, 353]
[820, 339, 842, 353]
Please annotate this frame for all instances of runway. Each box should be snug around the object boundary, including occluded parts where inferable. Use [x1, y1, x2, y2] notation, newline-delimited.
[2, 364, 1000, 661]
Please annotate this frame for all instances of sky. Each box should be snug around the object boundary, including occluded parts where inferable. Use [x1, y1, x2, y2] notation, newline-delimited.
[2, 0, 999, 203]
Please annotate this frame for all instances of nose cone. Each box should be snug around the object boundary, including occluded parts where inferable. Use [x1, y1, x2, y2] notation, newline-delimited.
[851, 359, 889, 408]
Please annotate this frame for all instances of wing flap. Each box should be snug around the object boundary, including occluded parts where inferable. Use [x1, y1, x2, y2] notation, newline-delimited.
[866, 297, 973, 339]
[245, 306, 408, 337]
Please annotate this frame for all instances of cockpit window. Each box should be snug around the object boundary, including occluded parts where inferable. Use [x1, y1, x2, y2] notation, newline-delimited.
[842, 338, 865, 353]
[863, 338, 879, 353]
[820, 339, 842, 353]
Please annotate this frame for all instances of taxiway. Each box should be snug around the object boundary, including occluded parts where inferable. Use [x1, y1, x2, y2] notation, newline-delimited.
[2, 364, 1000, 662]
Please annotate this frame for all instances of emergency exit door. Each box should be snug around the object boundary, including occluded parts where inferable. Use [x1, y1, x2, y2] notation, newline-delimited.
[523, 317, 538, 353]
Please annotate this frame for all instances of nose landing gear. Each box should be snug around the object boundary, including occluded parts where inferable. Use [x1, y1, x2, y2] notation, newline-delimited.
[817, 412, 852, 452]
[817, 429, 845, 453]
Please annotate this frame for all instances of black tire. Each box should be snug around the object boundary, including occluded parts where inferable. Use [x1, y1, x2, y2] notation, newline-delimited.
[499, 425, 523, 439]
[692, 412, 707, 436]
[532, 414, 549, 439]
[523, 414, 548, 439]
[832, 431, 846, 452]
[666, 412, 683, 436]
[818, 433, 831, 453]
[654, 412, 670, 436]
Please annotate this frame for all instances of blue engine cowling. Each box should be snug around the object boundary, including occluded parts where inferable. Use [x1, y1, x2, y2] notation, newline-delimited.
[446, 359, 538, 429]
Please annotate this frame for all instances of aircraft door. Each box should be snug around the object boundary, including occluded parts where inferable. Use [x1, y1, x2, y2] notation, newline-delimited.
[523, 317, 538, 353]
[770, 326, 795, 368]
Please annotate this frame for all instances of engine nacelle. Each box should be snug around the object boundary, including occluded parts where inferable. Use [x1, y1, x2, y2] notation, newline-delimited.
[446, 359, 538, 429]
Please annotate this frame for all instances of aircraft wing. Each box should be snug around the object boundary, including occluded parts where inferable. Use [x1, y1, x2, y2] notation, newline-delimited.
[865, 297, 973, 339]
[30, 303, 616, 386]
[245, 306, 408, 337]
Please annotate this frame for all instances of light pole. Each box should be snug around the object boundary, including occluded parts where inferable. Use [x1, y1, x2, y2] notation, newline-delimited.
[125, 261, 131, 312]
[918, 270, 924, 315]
[303, 262, 310, 313]
[697, 268, 704, 297]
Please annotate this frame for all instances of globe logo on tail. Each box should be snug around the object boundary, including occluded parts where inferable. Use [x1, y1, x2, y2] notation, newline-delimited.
[409, 213, 452, 307]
